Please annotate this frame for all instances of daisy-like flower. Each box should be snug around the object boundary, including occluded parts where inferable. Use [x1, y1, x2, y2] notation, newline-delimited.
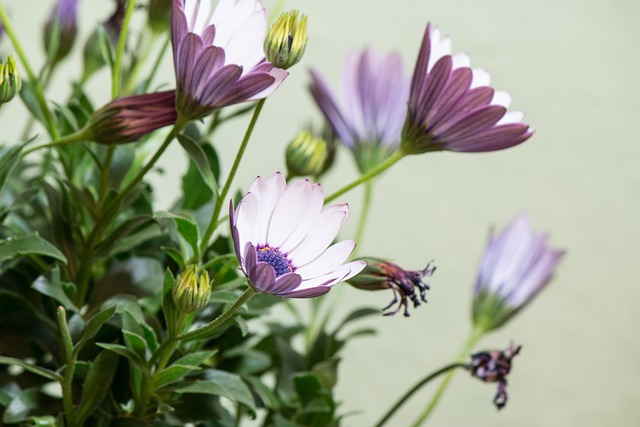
[171, 0, 288, 121]
[230, 173, 366, 298]
[44, 0, 78, 64]
[401, 23, 533, 154]
[472, 214, 565, 332]
[309, 48, 409, 173]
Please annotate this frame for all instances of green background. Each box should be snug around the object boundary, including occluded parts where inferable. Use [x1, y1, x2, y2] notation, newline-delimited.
[1, 0, 639, 425]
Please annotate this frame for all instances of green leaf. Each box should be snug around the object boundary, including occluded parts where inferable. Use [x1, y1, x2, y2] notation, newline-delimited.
[123, 330, 148, 361]
[154, 211, 200, 259]
[177, 133, 218, 194]
[177, 370, 255, 411]
[0, 145, 23, 196]
[0, 234, 67, 264]
[75, 350, 119, 425]
[96, 343, 145, 369]
[31, 268, 78, 312]
[293, 373, 323, 407]
[76, 305, 116, 351]
[173, 350, 217, 367]
[0, 356, 62, 382]
[161, 269, 177, 336]
[154, 365, 201, 390]
[333, 307, 380, 335]
[19, 81, 46, 124]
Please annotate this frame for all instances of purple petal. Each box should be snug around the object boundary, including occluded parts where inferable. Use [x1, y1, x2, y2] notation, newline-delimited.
[191, 46, 226, 98]
[446, 123, 532, 152]
[177, 33, 204, 96]
[215, 72, 276, 107]
[279, 286, 332, 299]
[271, 272, 303, 295]
[409, 23, 432, 108]
[249, 262, 276, 293]
[199, 64, 243, 106]
[309, 69, 355, 148]
[414, 55, 453, 125]
[437, 105, 507, 142]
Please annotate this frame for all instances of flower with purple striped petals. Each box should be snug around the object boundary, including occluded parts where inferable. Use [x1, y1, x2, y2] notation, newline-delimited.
[309, 48, 409, 173]
[230, 173, 366, 298]
[472, 214, 565, 332]
[401, 23, 533, 154]
[172, 0, 288, 121]
[44, 0, 78, 64]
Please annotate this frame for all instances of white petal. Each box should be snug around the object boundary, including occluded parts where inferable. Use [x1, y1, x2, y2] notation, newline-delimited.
[221, 10, 267, 70]
[497, 111, 524, 125]
[295, 240, 356, 279]
[192, 0, 212, 34]
[471, 68, 491, 88]
[278, 183, 325, 252]
[491, 90, 512, 108]
[247, 173, 286, 245]
[451, 52, 470, 69]
[234, 192, 259, 254]
[295, 260, 366, 291]
[288, 204, 349, 266]
[247, 68, 289, 101]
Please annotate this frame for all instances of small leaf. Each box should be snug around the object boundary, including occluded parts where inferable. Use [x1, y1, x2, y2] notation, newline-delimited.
[294, 373, 323, 406]
[0, 145, 23, 196]
[177, 133, 218, 193]
[173, 350, 217, 367]
[96, 343, 145, 368]
[76, 305, 117, 350]
[161, 269, 177, 336]
[123, 330, 148, 361]
[0, 234, 67, 264]
[154, 211, 200, 259]
[154, 365, 201, 390]
[176, 370, 255, 411]
[31, 269, 77, 312]
[76, 350, 119, 425]
[0, 356, 62, 382]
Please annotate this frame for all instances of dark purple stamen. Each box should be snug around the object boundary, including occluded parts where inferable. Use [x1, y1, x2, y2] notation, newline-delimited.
[257, 246, 293, 277]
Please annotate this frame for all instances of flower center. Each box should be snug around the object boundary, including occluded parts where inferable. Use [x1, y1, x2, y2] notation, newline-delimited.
[256, 246, 293, 277]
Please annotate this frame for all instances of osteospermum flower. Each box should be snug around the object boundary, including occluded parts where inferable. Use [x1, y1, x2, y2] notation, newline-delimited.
[472, 214, 565, 332]
[230, 173, 366, 298]
[401, 23, 533, 154]
[309, 48, 409, 173]
[171, 0, 288, 120]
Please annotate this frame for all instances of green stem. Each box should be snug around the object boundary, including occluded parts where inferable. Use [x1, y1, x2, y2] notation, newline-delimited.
[199, 99, 266, 255]
[57, 307, 77, 427]
[0, 4, 58, 139]
[112, 0, 137, 98]
[410, 327, 485, 427]
[325, 150, 404, 204]
[374, 363, 467, 427]
[177, 287, 256, 342]
[352, 180, 374, 258]
[22, 127, 91, 156]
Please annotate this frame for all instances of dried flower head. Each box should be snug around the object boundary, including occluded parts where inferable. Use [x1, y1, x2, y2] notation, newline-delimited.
[230, 173, 366, 298]
[472, 214, 565, 332]
[401, 23, 532, 154]
[171, 0, 288, 121]
[467, 341, 522, 409]
[348, 258, 434, 316]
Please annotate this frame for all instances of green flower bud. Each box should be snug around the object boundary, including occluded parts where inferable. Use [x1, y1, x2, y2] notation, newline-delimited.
[0, 56, 21, 104]
[148, 0, 171, 34]
[285, 131, 329, 178]
[264, 10, 307, 69]
[172, 265, 211, 315]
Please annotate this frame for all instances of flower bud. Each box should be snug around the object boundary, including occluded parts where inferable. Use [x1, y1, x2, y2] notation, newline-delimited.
[87, 90, 177, 145]
[264, 10, 308, 69]
[172, 265, 211, 315]
[148, 0, 171, 34]
[348, 258, 435, 317]
[44, 0, 78, 65]
[0, 56, 21, 104]
[285, 131, 329, 178]
[467, 342, 522, 410]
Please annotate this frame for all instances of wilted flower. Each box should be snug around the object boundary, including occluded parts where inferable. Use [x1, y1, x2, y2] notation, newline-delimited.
[285, 130, 329, 179]
[467, 342, 521, 409]
[348, 258, 434, 317]
[172, 0, 288, 121]
[309, 48, 409, 173]
[82, 0, 126, 80]
[88, 91, 177, 144]
[472, 214, 565, 332]
[0, 56, 21, 104]
[172, 265, 212, 314]
[44, 0, 78, 64]
[401, 23, 532, 154]
[264, 10, 308, 70]
[230, 173, 366, 298]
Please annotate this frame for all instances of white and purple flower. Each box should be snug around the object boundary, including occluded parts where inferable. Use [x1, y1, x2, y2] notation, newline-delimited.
[309, 48, 409, 173]
[472, 214, 565, 331]
[171, 0, 288, 120]
[401, 23, 533, 154]
[230, 173, 366, 298]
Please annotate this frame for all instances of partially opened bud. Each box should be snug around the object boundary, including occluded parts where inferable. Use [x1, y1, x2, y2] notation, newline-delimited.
[87, 90, 177, 144]
[348, 258, 435, 317]
[0, 56, 21, 104]
[44, 0, 78, 64]
[285, 131, 329, 178]
[172, 265, 211, 315]
[264, 10, 308, 69]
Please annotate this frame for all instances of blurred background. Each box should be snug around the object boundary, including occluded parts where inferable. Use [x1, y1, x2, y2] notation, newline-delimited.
[1, 0, 639, 425]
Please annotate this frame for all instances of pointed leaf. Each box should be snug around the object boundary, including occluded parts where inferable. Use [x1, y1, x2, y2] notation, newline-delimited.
[0, 234, 67, 264]
[177, 133, 218, 193]
[0, 356, 62, 382]
[76, 350, 119, 425]
[154, 365, 201, 390]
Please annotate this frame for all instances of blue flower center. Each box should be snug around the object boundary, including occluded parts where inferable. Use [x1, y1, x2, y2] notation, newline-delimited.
[256, 246, 293, 277]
